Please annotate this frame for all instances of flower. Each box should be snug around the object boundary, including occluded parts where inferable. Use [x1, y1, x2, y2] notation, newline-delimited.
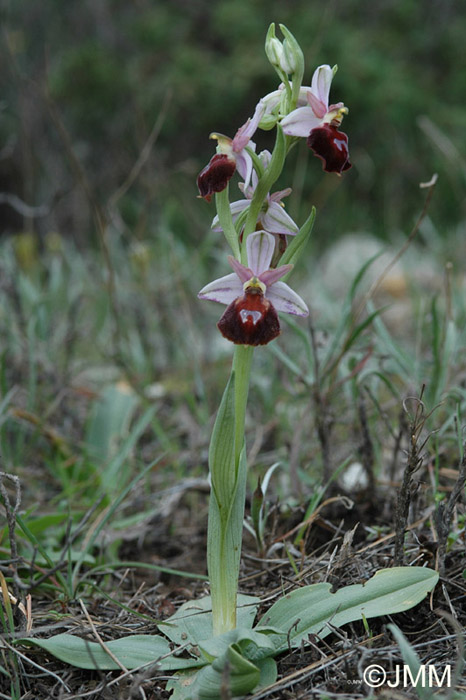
[198, 231, 308, 346]
[197, 100, 265, 201]
[280, 65, 351, 174]
[211, 150, 299, 240]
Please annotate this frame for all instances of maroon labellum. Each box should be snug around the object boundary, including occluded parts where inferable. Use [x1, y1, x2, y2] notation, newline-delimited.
[197, 153, 237, 201]
[307, 124, 351, 174]
[217, 287, 280, 346]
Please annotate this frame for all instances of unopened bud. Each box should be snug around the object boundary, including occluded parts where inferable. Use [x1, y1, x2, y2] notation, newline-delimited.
[266, 23, 297, 75]
[280, 24, 304, 77]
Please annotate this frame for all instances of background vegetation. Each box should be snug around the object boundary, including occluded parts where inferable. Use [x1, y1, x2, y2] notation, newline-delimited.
[2, 0, 466, 246]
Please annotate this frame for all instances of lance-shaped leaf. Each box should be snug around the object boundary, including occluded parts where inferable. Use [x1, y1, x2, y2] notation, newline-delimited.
[208, 444, 248, 635]
[256, 567, 439, 650]
[20, 633, 202, 671]
[208, 371, 237, 513]
[279, 206, 316, 272]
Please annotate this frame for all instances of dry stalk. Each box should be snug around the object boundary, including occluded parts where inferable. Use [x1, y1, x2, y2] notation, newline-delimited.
[435, 446, 466, 577]
[393, 392, 429, 565]
[0, 471, 25, 598]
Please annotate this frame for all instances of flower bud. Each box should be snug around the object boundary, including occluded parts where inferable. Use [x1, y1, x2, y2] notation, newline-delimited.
[265, 23, 296, 75]
[280, 24, 304, 77]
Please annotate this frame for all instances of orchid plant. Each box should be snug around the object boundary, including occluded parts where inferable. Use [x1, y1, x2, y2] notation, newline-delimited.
[23, 24, 439, 699]
[196, 23, 352, 638]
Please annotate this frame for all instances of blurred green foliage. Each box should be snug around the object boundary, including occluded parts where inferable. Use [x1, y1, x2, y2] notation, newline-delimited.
[1, 0, 465, 246]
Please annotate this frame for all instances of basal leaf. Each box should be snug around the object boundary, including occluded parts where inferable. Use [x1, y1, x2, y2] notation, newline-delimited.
[20, 633, 202, 671]
[199, 626, 281, 663]
[160, 593, 260, 647]
[257, 567, 438, 650]
[189, 643, 260, 699]
[165, 654, 278, 700]
[256, 656, 278, 690]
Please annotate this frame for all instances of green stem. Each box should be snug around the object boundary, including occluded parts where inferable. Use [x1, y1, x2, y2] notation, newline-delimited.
[208, 344, 254, 636]
[241, 126, 286, 265]
[215, 187, 241, 260]
[232, 345, 254, 463]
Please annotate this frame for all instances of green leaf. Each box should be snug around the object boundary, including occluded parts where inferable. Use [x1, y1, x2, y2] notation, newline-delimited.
[208, 372, 236, 511]
[85, 382, 139, 463]
[166, 654, 277, 700]
[189, 643, 260, 699]
[159, 594, 260, 647]
[20, 633, 202, 671]
[256, 656, 278, 690]
[372, 305, 416, 379]
[257, 567, 439, 650]
[215, 188, 241, 260]
[99, 404, 157, 493]
[165, 668, 200, 700]
[208, 444, 249, 634]
[279, 206, 316, 270]
[198, 627, 282, 663]
[388, 624, 431, 700]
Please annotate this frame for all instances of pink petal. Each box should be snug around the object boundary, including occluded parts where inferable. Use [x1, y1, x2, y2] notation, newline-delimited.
[198, 273, 244, 305]
[281, 106, 321, 138]
[232, 100, 266, 151]
[269, 188, 292, 203]
[235, 147, 255, 191]
[266, 281, 309, 317]
[246, 231, 276, 275]
[307, 91, 327, 120]
[228, 256, 253, 284]
[259, 264, 293, 286]
[311, 64, 333, 108]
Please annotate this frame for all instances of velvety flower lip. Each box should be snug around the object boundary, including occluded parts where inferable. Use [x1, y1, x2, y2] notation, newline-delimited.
[197, 100, 266, 200]
[307, 124, 351, 174]
[280, 64, 351, 174]
[198, 231, 308, 345]
[211, 150, 299, 237]
[197, 154, 236, 201]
